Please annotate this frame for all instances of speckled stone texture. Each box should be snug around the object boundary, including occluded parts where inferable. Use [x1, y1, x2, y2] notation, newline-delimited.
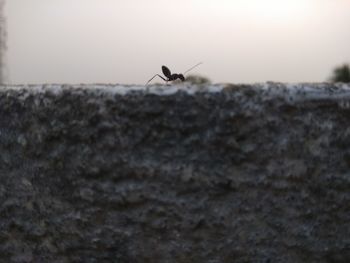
[0, 83, 350, 263]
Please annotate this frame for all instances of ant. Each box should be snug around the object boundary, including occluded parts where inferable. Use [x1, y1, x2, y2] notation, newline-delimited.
[146, 62, 202, 85]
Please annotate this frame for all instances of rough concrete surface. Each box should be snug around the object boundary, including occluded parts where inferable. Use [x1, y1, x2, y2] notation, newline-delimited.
[0, 83, 350, 262]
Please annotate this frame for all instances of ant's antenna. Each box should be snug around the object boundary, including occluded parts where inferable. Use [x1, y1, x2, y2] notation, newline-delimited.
[183, 62, 203, 75]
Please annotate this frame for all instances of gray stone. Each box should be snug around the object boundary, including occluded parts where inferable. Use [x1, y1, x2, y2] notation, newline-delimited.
[0, 83, 349, 262]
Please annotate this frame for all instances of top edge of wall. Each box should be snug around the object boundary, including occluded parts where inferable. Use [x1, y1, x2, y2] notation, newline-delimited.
[0, 83, 350, 102]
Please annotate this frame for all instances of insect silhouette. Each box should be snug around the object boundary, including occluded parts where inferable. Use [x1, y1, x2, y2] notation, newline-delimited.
[146, 62, 202, 85]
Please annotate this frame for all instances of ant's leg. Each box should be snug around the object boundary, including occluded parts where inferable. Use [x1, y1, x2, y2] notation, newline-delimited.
[146, 74, 167, 85]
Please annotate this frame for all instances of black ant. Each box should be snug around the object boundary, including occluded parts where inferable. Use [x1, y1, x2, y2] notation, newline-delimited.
[146, 62, 202, 85]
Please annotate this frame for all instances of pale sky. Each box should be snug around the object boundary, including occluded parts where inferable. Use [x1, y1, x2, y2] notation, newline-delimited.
[5, 0, 350, 84]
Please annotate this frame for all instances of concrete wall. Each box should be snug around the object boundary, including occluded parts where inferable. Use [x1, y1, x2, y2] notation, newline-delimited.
[0, 83, 350, 262]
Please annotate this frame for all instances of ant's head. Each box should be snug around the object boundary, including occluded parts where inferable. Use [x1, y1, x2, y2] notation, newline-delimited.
[171, 74, 185, 82]
[178, 74, 185, 81]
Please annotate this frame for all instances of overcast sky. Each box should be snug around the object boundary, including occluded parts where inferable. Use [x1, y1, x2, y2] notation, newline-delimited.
[5, 0, 350, 84]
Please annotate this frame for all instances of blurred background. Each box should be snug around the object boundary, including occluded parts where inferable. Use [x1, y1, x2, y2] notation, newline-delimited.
[2, 0, 350, 84]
